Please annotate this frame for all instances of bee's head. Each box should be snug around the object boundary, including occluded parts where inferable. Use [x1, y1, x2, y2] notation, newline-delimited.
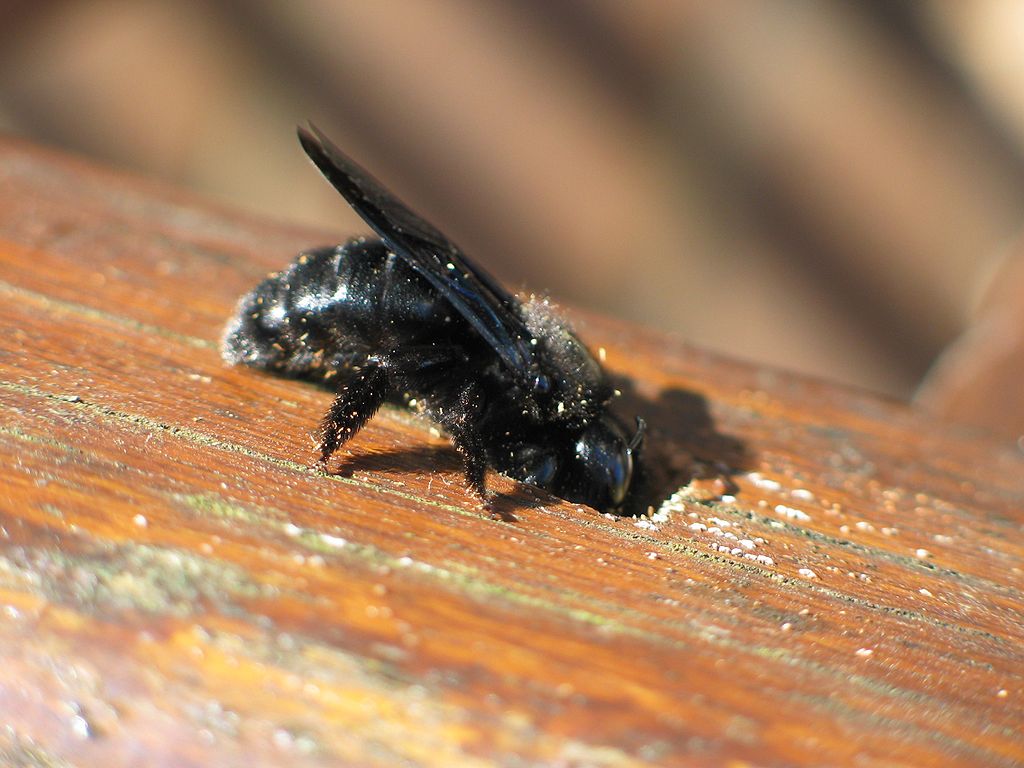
[557, 416, 644, 512]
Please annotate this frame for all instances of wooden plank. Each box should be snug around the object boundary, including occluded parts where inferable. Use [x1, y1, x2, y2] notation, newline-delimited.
[0, 137, 1021, 767]
[916, 235, 1024, 442]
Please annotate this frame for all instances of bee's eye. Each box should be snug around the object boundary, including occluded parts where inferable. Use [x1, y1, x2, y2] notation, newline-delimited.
[573, 419, 634, 509]
[532, 374, 550, 394]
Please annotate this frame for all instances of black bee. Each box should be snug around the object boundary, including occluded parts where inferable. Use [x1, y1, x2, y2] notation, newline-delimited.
[222, 125, 644, 512]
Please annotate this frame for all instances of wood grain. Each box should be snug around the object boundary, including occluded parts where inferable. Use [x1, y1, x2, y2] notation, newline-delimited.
[0, 137, 1022, 767]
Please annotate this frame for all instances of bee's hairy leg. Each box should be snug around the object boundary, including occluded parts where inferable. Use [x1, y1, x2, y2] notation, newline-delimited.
[316, 361, 388, 471]
[443, 382, 491, 508]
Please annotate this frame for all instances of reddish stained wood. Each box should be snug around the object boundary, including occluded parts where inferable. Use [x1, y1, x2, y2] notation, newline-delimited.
[0, 136, 1022, 767]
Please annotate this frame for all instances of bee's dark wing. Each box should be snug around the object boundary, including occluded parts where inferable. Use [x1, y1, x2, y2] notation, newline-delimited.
[297, 124, 537, 382]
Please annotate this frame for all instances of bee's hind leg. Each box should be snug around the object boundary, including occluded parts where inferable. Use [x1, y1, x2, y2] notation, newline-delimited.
[316, 361, 388, 471]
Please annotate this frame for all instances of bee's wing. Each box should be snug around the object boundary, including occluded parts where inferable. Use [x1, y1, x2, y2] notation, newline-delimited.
[297, 125, 537, 383]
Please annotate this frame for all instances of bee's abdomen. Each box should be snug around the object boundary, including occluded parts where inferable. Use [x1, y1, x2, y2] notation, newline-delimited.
[221, 239, 454, 379]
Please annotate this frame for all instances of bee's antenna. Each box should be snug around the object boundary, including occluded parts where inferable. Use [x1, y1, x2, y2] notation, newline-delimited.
[629, 417, 646, 451]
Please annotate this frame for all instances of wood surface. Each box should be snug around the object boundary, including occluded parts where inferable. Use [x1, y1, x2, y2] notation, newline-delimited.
[0, 137, 1022, 767]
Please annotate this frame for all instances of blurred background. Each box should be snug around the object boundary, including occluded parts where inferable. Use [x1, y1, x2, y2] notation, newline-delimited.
[3, 1, 1024, 443]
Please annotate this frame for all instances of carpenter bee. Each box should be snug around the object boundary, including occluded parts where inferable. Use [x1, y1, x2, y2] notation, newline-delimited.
[222, 124, 644, 512]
